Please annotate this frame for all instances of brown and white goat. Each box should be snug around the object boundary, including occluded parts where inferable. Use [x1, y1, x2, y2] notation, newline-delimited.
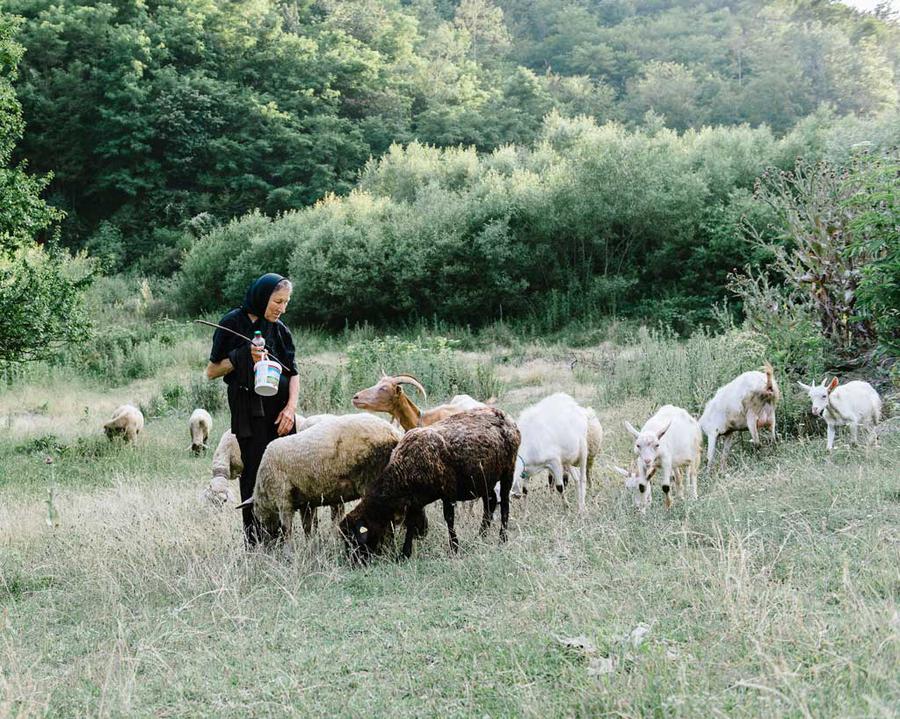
[351, 373, 486, 431]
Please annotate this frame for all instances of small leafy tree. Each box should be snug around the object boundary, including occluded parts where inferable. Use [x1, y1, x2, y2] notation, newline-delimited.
[749, 158, 878, 357]
[0, 12, 89, 368]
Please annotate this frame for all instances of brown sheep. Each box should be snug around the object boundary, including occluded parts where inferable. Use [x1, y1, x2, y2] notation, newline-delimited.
[339, 407, 520, 562]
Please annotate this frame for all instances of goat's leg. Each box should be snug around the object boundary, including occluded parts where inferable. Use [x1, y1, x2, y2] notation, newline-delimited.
[547, 458, 567, 508]
[661, 461, 673, 509]
[827, 423, 836, 451]
[746, 410, 761, 445]
[443, 500, 459, 553]
[850, 422, 860, 445]
[576, 446, 588, 512]
[770, 410, 777, 443]
[706, 432, 718, 469]
[719, 434, 736, 471]
[330, 503, 345, 523]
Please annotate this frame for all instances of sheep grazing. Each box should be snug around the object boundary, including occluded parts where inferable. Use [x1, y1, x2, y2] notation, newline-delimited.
[351, 373, 489, 431]
[798, 378, 882, 450]
[188, 408, 213, 454]
[236, 414, 403, 544]
[103, 404, 144, 443]
[339, 407, 520, 562]
[513, 393, 589, 511]
[699, 363, 780, 469]
[199, 430, 244, 506]
[621, 404, 702, 511]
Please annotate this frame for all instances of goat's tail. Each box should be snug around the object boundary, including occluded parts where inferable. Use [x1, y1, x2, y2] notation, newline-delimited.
[763, 361, 775, 391]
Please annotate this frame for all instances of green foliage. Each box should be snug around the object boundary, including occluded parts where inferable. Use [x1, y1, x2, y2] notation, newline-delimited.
[172, 114, 896, 332]
[6, 0, 898, 268]
[141, 377, 226, 419]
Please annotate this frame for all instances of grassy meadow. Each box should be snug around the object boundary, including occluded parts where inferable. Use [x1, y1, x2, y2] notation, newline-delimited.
[1, 318, 898, 718]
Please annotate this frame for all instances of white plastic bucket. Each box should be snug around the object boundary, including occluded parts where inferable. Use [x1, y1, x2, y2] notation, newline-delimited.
[253, 359, 282, 396]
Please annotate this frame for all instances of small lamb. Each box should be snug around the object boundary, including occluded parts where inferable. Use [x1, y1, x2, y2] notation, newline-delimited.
[188, 408, 212, 454]
[798, 378, 882, 450]
[103, 404, 144, 443]
[699, 363, 780, 469]
[620, 404, 702, 512]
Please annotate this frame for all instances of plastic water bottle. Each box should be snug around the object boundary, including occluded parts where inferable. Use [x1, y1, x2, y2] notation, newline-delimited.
[251, 331, 266, 358]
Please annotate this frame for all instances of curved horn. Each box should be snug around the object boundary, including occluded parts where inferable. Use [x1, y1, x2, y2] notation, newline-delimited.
[393, 374, 427, 400]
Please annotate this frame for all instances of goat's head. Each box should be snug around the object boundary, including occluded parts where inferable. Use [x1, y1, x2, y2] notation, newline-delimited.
[624, 420, 670, 473]
[352, 373, 427, 414]
[613, 464, 652, 513]
[798, 377, 838, 417]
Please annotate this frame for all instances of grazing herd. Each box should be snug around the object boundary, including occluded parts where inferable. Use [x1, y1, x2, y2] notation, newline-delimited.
[100, 366, 885, 563]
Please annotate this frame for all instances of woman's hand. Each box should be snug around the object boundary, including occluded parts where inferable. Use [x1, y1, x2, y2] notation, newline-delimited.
[275, 404, 296, 436]
[250, 345, 267, 364]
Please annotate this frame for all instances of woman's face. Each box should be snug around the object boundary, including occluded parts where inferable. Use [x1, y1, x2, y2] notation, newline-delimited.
[264, 286, 291, 322]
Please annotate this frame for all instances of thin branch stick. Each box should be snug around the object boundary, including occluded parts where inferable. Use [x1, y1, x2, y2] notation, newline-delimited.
[193, 319, 287, 368]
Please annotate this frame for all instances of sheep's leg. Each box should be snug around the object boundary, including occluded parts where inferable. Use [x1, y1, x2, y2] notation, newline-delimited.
[443, 500, 459, 554]
[826, 423, 836, 451]
[300, 505, 318, 537]
[689, 460, 699, 500]
[547, 458, 567, 508]
[499, 470, 511, 543]
[576, 445, 588, 512]
[401, 506, 424, 559]
[279, 509, 294, 555]
[481, 493, 496, 536]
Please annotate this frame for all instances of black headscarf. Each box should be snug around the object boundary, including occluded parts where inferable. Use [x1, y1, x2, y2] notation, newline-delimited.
[242, 273, 284, 317]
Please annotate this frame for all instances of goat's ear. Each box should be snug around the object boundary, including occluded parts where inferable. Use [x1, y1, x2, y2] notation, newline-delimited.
[827, 376, 839, 393]
[624, 421, 640, 438]
[656, 421, 671, 440]
[612, 465, 630, 479]
[797, 381, 811, 391]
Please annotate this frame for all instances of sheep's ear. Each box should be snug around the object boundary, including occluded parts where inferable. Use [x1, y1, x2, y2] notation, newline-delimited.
[656, 421, 672, 440]
[235, 496, 254, 509]
[827, 377, 839, 393]
[624, 421, 640, 438]
[797, 381, 811, 391]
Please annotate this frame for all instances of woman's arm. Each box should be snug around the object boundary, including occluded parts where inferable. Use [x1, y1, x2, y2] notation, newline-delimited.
[275, 374, 300, 436]
[206, 358, 233, 380]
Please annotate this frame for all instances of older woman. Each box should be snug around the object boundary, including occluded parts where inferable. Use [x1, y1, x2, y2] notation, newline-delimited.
[206, 273, 299, 546]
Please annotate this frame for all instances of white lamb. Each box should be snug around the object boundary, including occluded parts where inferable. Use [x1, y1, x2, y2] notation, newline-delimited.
[798, 378, 882, 450]
[618, 405, 702, 512]
[699, 363, 780, 469]
[512, 393, 589, 511]
[188, 408, 213, 454]
[103, 404, 144, 443]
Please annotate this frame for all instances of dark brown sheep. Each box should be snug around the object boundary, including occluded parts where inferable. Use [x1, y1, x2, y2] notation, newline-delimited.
[339, 407, 520, 561]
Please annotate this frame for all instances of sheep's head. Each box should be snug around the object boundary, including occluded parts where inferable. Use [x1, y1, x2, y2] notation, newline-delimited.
[613, 464, 652, 513]
[624, 420, 670, 474]
[199, 476, 235, 507]
[352, 373, 427, 414]
[190, 441, 208, 455]
[798, 377, 838, 417]
[339, 508, 388, 565]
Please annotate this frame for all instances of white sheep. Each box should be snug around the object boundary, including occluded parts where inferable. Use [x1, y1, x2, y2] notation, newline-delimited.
[188, 408, 213, 454]
[103, 404, 144, 443]
[798, 378, 882, 450]
[620, 404, 702, 512]
[512, 393, 589, 511]
[699, 363, 780, 469]
[236, 414, 403, 542]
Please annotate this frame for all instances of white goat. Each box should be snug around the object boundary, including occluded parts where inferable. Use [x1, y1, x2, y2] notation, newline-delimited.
[188, 408, 212, 454]
[699, 363, 780, 468]
[620, 405, 702, 512]
[103, 404, 144, 443]
[512, 393, 589, 511]
[798, 378, 882, 450]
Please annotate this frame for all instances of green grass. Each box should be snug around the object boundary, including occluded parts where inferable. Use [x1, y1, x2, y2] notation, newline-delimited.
[1, 328, 898, 718]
